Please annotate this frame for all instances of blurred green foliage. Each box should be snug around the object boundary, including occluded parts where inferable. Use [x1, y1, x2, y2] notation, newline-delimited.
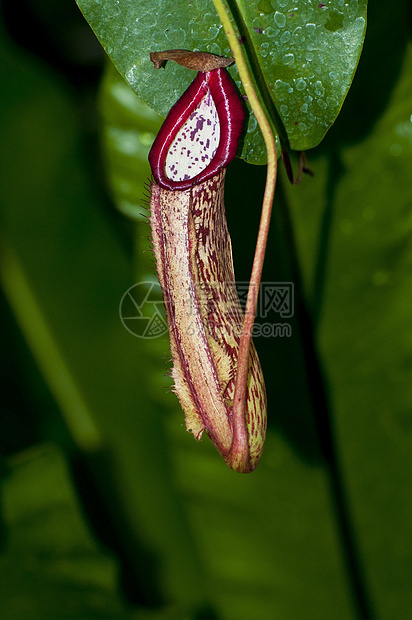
[1, 1, 412, 620]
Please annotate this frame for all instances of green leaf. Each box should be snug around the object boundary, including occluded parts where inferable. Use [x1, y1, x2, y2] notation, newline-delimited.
[98, 36, 355, 620]
[0, 14, 357, 619]
[97, 6, 412, 618]
[281, 38, 412, 620]
[234, 0, 367, 149]
[100, 61, 162, 222]
[2, 4, 412, 620]
[0, 445, 141, 620]
[0, 22, 212, 615]
[76, 0, 271, 163]
[75, 0, 367, 161]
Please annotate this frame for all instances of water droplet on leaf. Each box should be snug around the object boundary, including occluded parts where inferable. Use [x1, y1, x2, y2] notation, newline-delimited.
[274, 11, 286, 27]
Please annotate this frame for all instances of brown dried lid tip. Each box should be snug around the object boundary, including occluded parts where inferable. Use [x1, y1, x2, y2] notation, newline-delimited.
[150, 49, 234, 72]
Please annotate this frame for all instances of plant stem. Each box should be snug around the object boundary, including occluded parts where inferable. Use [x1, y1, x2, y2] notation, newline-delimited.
[212, 0, 277, 457]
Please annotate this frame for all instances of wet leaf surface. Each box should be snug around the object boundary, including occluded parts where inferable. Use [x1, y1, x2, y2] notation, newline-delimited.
[76, 0, 366, 161]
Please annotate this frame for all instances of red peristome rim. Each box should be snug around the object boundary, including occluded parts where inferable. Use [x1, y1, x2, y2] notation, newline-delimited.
[148, 68, 245, 191]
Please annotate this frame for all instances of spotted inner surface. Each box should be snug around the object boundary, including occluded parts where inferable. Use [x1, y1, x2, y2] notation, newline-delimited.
[165, 90, 220, 183]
